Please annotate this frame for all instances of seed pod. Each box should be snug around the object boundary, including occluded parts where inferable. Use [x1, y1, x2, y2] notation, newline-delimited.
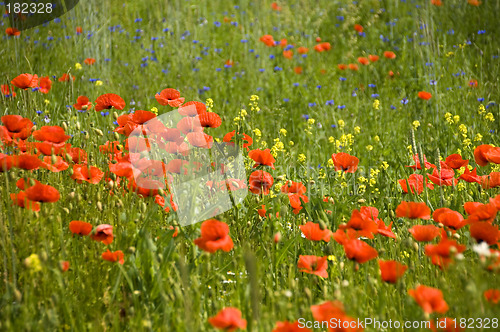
[113, 112, 119, 119]
[319, 220, 327, 230]
[97, 201, 103, 211]
[51, 154, 57, 165]
[113, 132, 120, 140]
[76, 122, 81, 130]
[62, 121, 68, 131]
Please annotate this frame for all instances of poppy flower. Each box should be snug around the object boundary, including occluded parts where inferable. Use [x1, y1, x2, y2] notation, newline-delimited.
[260, 34, 275, 47]
[383, 51, 396, 59]
[343, 239, 378, 263]
[348, 63, 359, 71]
[425, 238, 466, 268]
[468, 0, 482, 6]
[368, 54, 379, 62]
[293, 66, 303, 74]
[297, 47, 309, 54]
[187, 132, 213, 148]
[398, 174, 434, 194]
[299, 222, 332, 242]
[91, 224, 114, 245]
[71, 164, 104, 184]
[405, 154, 434, 170]
[248, 149, 276, 169]
[331, 152, 359, 173]
[482, 172, 500, 189]
[431, 0, 443, 6]
[67, 147, 88, 164]
[11, 74, 38, 90]
[10, 192, 40, 211]
[38, 76, 52, 94]
[42, 155, 69, 172]
[198, 112, 222, 128]
[339, 209, 378, 239]
[33, 126, 71, 143]
[194, 219, 234, 253]
[432, 208, 466, 230]
[311, 302, 362, 331]
[283, 50, 293, 59]
[484, 289, 500, 304]
[84, 58, 96, 65]
[465, 203, 497, 224]
[378, 260, 407, 283]
[58, 73, 75, 82]
[257, 205, 267, 217]
[483, 147, 500, 164]
[208, 307, 247, 331]
[155, 88, 184, 107]
[297, 255, 328, 278]
[458, 167, 481, 183]
[24, 182, 60, 203]
[76, 26, 83, 34]
[60, 261, 70, 272]
[281, 181, 306, 194]
[69, 220, 93, 236]
[102, 250, 124, 264]
[444, 154, 468, 169]
[288, 193, 309, 214]
[223, 130, 253, 151]
[272, 320, 310, 332]
[1, 115, 33, 139]
[6, 27, 21, 36]
[178, 101, 207, 116]
[248, 170, 274, 195]
[409, 225, 441, 242]
[270, 2, 282, 11]
[357, 57, 370, 65]
[490, 194, 500, 210]
[95, 93, 125, 112]
[470, 222, 499, 245]
[337, 64, 347, 70]
[73, 96, 93, 110]
[1, 84, 16, 97]
[354, 24, 363, 33]
[395, 201, 431, 219]
[377, 220, 397, 239]
[475, 145, 494, 166]
[418, 91, 432, 100]
[11, 154, 44, 170]
[427, 161, 457, 186]
[409, 285, 449, 314]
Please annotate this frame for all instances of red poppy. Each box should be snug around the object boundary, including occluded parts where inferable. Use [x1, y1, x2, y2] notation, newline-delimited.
[425, 238, 466, 268]
[91, 224, 114, 245]
[409, 225, 441, 242]
[287, 193, 309, 214]
[405, 154, 434, 170]
[71, 164, 104, 184]
[58, 73, 75, 82]
[84, 58, 96, 65]
[76, 26, 83, 34]
[484, 289, 500, 304]
[297, 255, 328, 278]
[24, 182, 60, 202]
[470, 222, 499, 245]
[11, 154, 44, 170]
[260, 34, 276, 47]
[458, 167, 481, 183]
[155, 88, 184, 107]
[468, 0, 482, 6]
[42, 155, 69, 172]
[102, 250, 124, 264]
[432, 208, 466, 230]
[377, 220, 396, 239]
[223, 130, 253, 150]
[0, 155, 12, 172]
[248, 170, 274, 195]
[378, 260, 407, 283]
[398, 173, 434, 194]
[357, 57, 370, 65]
[6, 27, 21, 36]
[33, 126, 71, 143]
[331, 152, 359, 173]
[11, 74, 38, 90]
[60, 261, 70, 272]
[343, 239, 378, 263]
[272, 320, 310, 332]
[311, 301, 347, 322]
[248, 149, 276, 169]
[194, 219, 234, 253]
[418, 91, 432, 100]
[368, 54, 379, 62]
[299, 222, 332, 242]
[482, 172, 500, 189]
[337, 64, 347, 70]
[69, 220, 93, 236]
[1, 84, 16, 97]
[339, 209, 378, 239]
[67, 147, 88, 164]
[270, 2, 282, 11]
[427, 161, 457, 186]
[178, 101, 207, 116]
[257, 205, 267, 217]
[73, 96, 93, 110]
[10, 191, 40, 211]
[208, 307, 247, 332]
[383, 51, 396, 59]
[431, 0, 443, 6]
[465, 203, 497, 223]
[186, 132, 213, 148]
[396, 201, 431, 219]
[408, 285, 449, 314]
[15, 178, 41, 190]
[297, 47, 309, 54]
[483, 147, 500, 164]
[198, 112, 222, 128]
[38, 76, 52, 94]
[445, 154, 468, 169]
[354, 24, 363, 33]
[281, 181, 306, 194]
[1, 115, 33, 140]
[348, 63, 359, 71]
[95, 93, 125, 112]
[283, 50, 293, 59]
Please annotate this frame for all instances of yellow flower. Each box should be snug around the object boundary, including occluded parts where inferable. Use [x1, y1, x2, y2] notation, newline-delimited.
[474, 133, 483, 141]
[95, 80, 103, 86]
[374, 135, 380, 143]
[328, 136, 335, 144]
[338, 119, 345, 129]
[412, 120, 420, 130]
[380, 161, 389, 170]
[24, 254, 42, 272]
[75, 63, 82, 70]
[253, 128, 262, 137]
[354, 126, 361, 134]
[307, 118, 315, 125]
[279, 128, 287, 136]
[206, 98, 214, 111]
[485, 112, 495, 122]
[150, 107, 158, 115]
[289, 141, 294, 146]
[298, 154, 306, 163]
[372, 99, 380, 110]
[366, 145, 373, 151]
[453, 115, 460, 123]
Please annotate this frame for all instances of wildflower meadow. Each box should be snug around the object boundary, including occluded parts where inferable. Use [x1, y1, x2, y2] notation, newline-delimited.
[1, 0, 500, 331]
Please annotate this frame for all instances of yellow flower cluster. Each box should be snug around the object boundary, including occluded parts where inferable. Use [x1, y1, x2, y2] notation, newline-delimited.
[249, 95, 260, 112]
[372, 99, 380, 110]
[412, 120, 420, 130]
[206, 98, 214, 112]
[271, 138, 285, 157]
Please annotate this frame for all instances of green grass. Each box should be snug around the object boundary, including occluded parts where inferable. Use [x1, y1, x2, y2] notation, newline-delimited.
[1, 0, 500, 331]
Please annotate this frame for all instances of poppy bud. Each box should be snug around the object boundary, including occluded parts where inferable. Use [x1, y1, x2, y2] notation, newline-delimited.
[94, 128, 104, 136]
[413, 242, 419, 251]
[280, 205, 288, 216]
[76, 122, 81, 130]
[273, 232, 281, 243]
[339, 262, 344, 270]
[32, 125, 37, 132]
[62, 122, 68, 131]
[68, 167, 74, 176]
[97, 202, 103, 211]
[14, 289, 22, 302]
[141, 202, 147, 212]
[76, 193, 82, 202]
[68, 192, 75, 199]
[68, 203, 73, 210]
[453, 233, 460, 239]
[107, 180, 114, 190]
[319, 220, 327, 230]
[128, 246, 136, 254]
[84, 132, 89, 140]
[113, 112, 119, 119]
[39, 251, 48, 262]
[276, 175, 285, 181]
[304, 287, 312, 300]
[8, 172, 17, 181]
[358, 198, 366, 203]
[158, 188, 165, 196]
[51, 154, 58, 165]
[114, 132, 120, 140]
[62, 208, 70, 214]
